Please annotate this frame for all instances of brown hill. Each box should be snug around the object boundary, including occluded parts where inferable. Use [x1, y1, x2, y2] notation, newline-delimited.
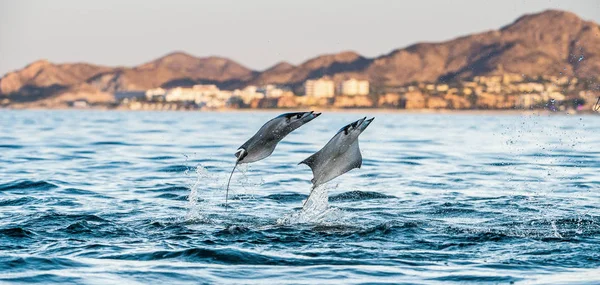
[0, 52, 255, 102]
[251, 51, 370, 87]
[0, 60, 111, 102]
[1, 9, 598, 103]
[365, 9, 600, 86]
[253, 9, 599, 87]
[87, 51, 256, 92]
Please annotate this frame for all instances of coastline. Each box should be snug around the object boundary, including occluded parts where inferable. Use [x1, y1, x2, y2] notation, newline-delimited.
[2, 106, 598, 116]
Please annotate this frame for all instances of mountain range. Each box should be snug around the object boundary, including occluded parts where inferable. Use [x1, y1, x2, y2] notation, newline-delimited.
[1, 9, 599, 103]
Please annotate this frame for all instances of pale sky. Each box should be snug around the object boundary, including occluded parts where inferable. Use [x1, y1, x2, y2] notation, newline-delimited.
[0, 0, 598, 76]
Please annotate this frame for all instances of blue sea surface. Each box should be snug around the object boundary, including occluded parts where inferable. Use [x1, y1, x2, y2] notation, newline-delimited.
[1, 110, 599, 284]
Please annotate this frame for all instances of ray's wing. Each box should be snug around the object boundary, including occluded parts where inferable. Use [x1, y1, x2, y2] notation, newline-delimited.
[301, 139, 363, 206]
[344, 139, 363, 170]
[318, 139, 363, 185]
[239, 116, 283, 150]
[299, 151, 322, 207]
[299, 150, 322, 184]
[301, 139, 363, 186]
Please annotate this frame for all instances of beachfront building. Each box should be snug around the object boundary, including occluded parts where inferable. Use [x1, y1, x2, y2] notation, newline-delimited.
[515, 91, 566, 109]
[165, 85, 219, 103]
[338, 78, 369, 96]
[233, 85, 264, 104]
[145, 88, 166, 101]
[305, 78, 335, 98]
[258, 84, 287, 98]
[164, 84, 232, 108]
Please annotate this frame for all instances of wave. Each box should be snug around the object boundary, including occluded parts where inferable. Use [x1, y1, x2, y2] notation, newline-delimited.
[0, 196, 37, 206]
[101, 247, 372, 266]
[145, 155, 178, 160]
[0, 274, 83, 284]
[353, 221, 422, 237]
[0, 180, 58, 192]
[60, 220, 137, 238]
[101, 248, 291, 265]
[59, 188, 98, 196]
[189, 144, 227, 149]
[90, 141, 138, 146]
[147, 186, 190, 193]
[330, 191, 395, 202]
[0, 256, 88, 272]
[429, 275, 523, 283]
[408, 181, 455, 190]
[444, 215, 600, 241]
[0, 144, 24, 149]
[0, 227, 35, 238]
[279, 141, 311, 146]
[430, 202, 480, 215]
[23, 213, 110, 230]
[155, 193, 188, 201]
[159, 165, 191, 173]
[265, 193, 305, 202]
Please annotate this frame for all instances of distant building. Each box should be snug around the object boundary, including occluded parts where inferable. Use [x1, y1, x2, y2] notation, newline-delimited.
[436, 84, 449, 92]
[145, 88, 166, 101]
[258, 84, 287, 98]
[71, 100, 89, 108]
[165, 85, 220, 103]
[242, 85, 257, 94]
[233, 85, 264, 104]
[305, 78, 335, 98]
[338, 78, 369, 96]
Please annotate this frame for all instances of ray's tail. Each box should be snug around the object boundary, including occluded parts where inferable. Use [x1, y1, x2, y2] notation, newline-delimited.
[225, 162, 238, 211]
[226, 149, 246, 210]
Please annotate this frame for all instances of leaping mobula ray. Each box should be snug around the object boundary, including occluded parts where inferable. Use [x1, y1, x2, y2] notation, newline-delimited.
[225, 111, 321, 209]
[299, 117, 374, 205]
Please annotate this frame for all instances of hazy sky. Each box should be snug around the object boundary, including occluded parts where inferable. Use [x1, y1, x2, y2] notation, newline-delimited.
[0, 0, 599, 76]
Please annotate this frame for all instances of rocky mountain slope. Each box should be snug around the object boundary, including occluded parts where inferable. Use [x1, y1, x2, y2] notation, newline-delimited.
[1, 9, 598, 103]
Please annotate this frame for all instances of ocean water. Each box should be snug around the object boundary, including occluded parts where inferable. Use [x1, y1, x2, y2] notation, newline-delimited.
[1, 110, 599, 284]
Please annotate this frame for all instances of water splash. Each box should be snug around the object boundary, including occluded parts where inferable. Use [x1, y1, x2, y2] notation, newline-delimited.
[303, 185, 329, 213]
[185, 162, 260, 220]
[498, 112, 592, 238]
[185, 165, 209, 221]
[550, 219, 563, 238]
[223, 163, 262, 207]
[277, 184, 344, 225]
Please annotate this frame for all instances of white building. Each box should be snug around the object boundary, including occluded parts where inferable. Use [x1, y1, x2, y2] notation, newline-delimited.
[145, 88, 166, 101]
[258, 84, 286, 98]
[165, 85, 222, 104]
[233, 85, 264, 104]
[305, 78, 335, 98]
[338, 78, 369, 96]
[165, 87, 196, 102]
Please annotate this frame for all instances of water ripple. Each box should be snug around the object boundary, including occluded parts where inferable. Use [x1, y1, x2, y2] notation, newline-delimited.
[0, 111, 599, 284]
